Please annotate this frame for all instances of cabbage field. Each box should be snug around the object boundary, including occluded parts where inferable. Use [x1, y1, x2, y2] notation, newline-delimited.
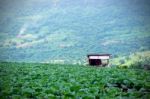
[0, 62, 150, 99]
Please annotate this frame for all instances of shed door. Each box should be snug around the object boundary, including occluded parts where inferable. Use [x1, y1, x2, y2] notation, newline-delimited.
[89, 59, 101, 66]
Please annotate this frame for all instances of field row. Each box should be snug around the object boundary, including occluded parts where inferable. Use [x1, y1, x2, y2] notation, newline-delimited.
[0, 62, 150, 98]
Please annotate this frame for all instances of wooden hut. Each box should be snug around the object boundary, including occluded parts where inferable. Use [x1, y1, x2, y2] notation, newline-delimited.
[87, 54, 111, 66]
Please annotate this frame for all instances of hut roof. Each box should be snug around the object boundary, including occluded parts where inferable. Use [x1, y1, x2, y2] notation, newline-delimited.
[87, 54, 111, 57]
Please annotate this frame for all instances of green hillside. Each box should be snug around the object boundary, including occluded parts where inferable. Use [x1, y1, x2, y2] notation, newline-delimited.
[0, 62, 150, 98]
[0, 0, 150, 63]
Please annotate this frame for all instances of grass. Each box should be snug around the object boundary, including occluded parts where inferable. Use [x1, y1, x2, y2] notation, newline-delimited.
[0, 62, 150, 99]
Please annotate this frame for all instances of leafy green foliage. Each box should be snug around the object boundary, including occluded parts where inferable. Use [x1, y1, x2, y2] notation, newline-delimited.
[111, 51, 150, 69]
[0, 62, 150, 98]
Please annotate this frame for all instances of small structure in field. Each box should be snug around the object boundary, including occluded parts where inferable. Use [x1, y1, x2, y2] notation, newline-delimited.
[87, 54, 111, 66]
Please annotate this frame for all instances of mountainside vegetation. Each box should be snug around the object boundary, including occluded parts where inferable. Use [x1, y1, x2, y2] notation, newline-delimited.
[111, 51, 150, 69]
[0, 0, 150, 63]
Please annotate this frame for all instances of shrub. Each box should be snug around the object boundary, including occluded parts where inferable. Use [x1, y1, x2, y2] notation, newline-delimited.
[129, 51, 150, 69]
[119, 59, 125, 64]
[111, 51, 150, 69]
